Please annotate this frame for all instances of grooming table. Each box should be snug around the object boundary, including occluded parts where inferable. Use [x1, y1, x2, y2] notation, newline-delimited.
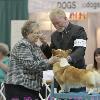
[49, 80, 100, 100]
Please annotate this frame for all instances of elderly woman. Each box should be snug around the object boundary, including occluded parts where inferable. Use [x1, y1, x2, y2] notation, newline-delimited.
[5, 21, 58, 100]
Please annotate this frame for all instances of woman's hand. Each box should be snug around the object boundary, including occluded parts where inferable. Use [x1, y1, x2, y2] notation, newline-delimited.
[48, 56, 60, 64]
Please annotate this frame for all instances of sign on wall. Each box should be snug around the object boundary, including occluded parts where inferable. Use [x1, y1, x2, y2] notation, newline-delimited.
[29, 0, 100, 13]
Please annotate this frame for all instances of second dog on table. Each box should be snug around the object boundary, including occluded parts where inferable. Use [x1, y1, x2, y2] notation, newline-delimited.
[52, 49, 100, 95]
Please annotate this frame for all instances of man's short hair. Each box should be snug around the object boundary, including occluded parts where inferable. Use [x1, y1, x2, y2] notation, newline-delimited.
[0, 43, 9, 56]
[49, 8, 66, 19]
[21, 20, 39, 38]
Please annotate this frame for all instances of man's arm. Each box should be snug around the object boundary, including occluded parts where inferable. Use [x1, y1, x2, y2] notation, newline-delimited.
[40, 34, 56, 58]
[50, 35, 57, 49]
[68, 27, 87, 64]
[40, 43, 52, 59]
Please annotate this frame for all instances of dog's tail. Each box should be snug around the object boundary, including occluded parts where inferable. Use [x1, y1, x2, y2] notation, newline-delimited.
[86, 64, 94, 70]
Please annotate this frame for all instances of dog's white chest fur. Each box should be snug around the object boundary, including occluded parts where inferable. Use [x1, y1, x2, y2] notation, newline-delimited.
[60, 58, 70, 67]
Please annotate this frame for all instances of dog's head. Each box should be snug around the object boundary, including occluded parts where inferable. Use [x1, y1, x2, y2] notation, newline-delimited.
[52, 49, 71, 67]
[52, 49, 72, 58]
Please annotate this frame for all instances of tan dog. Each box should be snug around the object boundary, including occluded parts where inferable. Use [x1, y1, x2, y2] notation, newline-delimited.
[52, 49, 100, 94]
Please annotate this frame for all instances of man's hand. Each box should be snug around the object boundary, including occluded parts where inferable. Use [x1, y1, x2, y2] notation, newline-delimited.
[66, 56, 72, 63]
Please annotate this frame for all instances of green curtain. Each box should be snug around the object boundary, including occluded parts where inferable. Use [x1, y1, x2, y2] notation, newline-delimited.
[0, 0, 28, 48]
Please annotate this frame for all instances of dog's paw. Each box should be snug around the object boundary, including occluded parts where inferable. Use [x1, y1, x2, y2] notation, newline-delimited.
[88, 92, 93, 95]
[88, 89, 94, 95]
[59, 90, 65, 93]
[64, 91, 70, 93]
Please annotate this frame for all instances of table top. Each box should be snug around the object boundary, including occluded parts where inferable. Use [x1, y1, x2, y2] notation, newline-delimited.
[52, 92, 100, 99]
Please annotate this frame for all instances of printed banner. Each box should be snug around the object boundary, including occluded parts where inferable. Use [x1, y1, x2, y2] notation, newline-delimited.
[29, 0, 100, 13]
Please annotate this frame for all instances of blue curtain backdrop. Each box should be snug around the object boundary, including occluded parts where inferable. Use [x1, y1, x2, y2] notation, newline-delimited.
[0, 0, 28, 48]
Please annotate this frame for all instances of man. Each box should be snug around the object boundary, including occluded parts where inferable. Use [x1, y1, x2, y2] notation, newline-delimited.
[40, 8, 87, 92]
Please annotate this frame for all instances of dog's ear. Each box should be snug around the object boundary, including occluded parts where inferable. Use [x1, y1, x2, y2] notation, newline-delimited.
[66, 49, 72, 54]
